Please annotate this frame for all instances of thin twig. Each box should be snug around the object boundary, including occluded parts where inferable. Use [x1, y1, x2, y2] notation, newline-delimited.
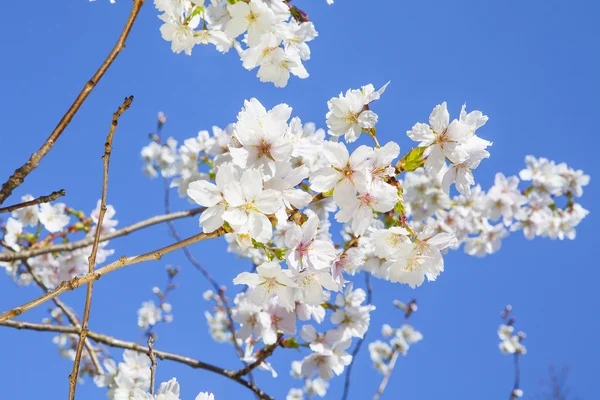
[0, 207, 205, 263]
[0, 189, 66, 214]
[25, 261, 104, 375]
[69, 96, 133, 400]
[0, 242, 104, 375]
[234, 334, 284, 378]
[0, 320, 273, 400]
[341, 272, 372, 400]
[148, 335, 157, 395]
[162, 179, 248, 367]
[373, 350, 399, 400]
[0, 229, 224, 323]
[0, 0, 145, 206]
[510, 354, 521, 400]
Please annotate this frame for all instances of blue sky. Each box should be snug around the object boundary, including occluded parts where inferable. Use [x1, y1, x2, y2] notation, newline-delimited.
[0, 0, 598, 399]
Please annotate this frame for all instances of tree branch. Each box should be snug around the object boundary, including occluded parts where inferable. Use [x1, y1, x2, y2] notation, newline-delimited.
[68, 96, 133, 399]
[0, 320, 273, 400]
[0, 207, 205, 263]
[373, 350, 399, 400]
[147, 335, 157, 395]
[0, 0, 145, 206]
[0, 241, 104, 376]
[0, 229, 225, 323]
[341, 272, 372, 400]
[0, 189, 66, 214]
[510, 353, 521, 400]
[161, 179, 248, 371]
[234, 334, 284, 378]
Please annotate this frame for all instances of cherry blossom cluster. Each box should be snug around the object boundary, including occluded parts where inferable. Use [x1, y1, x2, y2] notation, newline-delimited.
[498, 305, 526, 399]
[0, 197, 118, 288]
[401, 157, 589, 258]
[140, 83, 590, 295]
[498, 306, 527, 357]
[368, 299, 421, 374]
[137, 266, 178, 332]
[94, 350, 214, 399]
[155, 0, 324, 87]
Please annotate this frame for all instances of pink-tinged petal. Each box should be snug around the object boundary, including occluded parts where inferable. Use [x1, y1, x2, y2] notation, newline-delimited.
[233, 272, 261, 287]
[187, 180, 221, 207]
[223, 183, 245, 207]
[429, 102, 449, 133]
[301, 214, 320, 243]
[407, 123, 435, 146]
[223, 207, 248, 226]
[424, 144, 445, 172]
[351, 205, 373, 236]
[255, 189, 282, 214]
[443, 142, 469, 165]
[241, 169, 263, 201]
[333, 178, 357, 207]
[323, 142, 349, 168]
[248, 211, 272, 243]
[349, 145, 373, 169]
[199, 205, 225, 233]
[310, 168, 340, 192]
[285, 223, 303, 248]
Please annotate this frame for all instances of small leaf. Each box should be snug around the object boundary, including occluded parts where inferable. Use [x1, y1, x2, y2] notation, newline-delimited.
[396, 147, 426, 173]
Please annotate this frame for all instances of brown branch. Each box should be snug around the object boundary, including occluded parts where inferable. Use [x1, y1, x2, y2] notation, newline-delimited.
[0, 0, 145, 206]
[147, 335, 157, 395]
[0, 241, 104, 376]
[0, 229, 224, 323]
[373, 350, 399, 400]
[68, 96, 133, 399]
[25, 261, 103, 375]
[0, 207, 205, 263]
[0, 320, 273, 400]
[0, 189, 66, 214]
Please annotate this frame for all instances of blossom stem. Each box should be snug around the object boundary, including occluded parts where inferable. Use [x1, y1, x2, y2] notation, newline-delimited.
[373, 350, 399, 400]
[341, 272, 373, 400]
[161, 179, 254, 381]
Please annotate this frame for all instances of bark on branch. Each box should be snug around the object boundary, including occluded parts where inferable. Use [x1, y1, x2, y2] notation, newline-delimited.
[0, 320, 273, 400]
[0, 207, 205, 262]
[68, 96, 133, 400]
[0, 229, 225, 323]
[0, 189, 66, 214]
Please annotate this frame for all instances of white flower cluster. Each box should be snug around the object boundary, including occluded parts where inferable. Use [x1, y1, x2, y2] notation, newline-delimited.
[155, 0, 321, 87]
[94, 352, 214, 400]
[136, 85, 588, 396]
[401, 157, 590, 258]
[138, 299, 173, 331]
[281, 284, 373, 399]
[368, 323, 422, 374]
[1, 198, 118, 288]
[137, 269, 178, 331]
[139, 84, 590, 296]
[203, 289, 235, 343]
[368, 300, 421, 374]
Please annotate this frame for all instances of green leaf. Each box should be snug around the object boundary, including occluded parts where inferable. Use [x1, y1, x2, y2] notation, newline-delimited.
[396, 147, 426, 173]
